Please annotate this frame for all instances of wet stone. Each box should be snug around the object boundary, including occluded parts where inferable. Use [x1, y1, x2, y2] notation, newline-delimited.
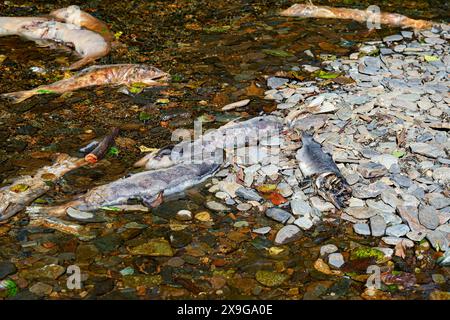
[274, 225, 302, 245]
[266, 208, 294, 224]
[29, 282, 53, 297]
[294, 217, 314, 230]
[290, 198, 312, 216]
[169, 231, 192, 248]
[129, 239, 174, 257]
[383, 34, 403, 42]
[93, 234, 123, 253]
[0, 261, 17, 279]
[235, 187, 263, 202]
[320, 244, 338, 256]
[328, 253, 345, 269]
[206, 201, 230, 212]
[176, 210, 192, 221]
[76, 244, 99, 263]
[252, 227, 271, 235]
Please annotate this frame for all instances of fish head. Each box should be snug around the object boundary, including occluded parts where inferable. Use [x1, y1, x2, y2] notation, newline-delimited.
[314, 172, 352, 209]
[133, 65, 171, 86]
[50, 5, 82, 25]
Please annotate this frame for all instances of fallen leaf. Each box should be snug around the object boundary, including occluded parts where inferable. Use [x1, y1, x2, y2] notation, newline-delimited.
[266, 192, 288, 205]
[256, 184, 278, 193]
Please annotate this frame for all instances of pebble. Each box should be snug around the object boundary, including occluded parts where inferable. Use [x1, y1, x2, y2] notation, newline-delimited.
[410, 143, 445, 159]
[371, 154, 398, 170]
[252, 226, 271, 235]
[206, 201, 230, 212]
[345, 207, 378, 219]
[235, 187, 263, 202]
[382, 237, 415, 247]
[176, 210, 192, 221]
[274, 225, 302, 245]
[29, 282, 53, 296]
[310, 197, 335, 212]
[266, 208, 294, 224]
[67, 207, 94, 220]
[237, 203, 252, 211]
[418, 205, 440, 230]
[293, 217, 314, 230]
[290, 198, 312, 216]
[328, 253, 345, 269]
[426, 230, 449, 251]
[267, 77, 289, 89]
[353, 223, 371, 236]
[385, 224, 410, 237]
[370, 215, 386, 237]
[383, 34, 403, 42]
[357, 162, 387, 178]
[406, 230, 427, 242]
[320, 244, 338, 256]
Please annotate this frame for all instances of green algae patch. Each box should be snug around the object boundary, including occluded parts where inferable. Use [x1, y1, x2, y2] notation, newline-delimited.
[129, 239, 174, 257]
[350, 247, 385, 262]
[255, 270, 289, 287]
[122, 275, 162, 287]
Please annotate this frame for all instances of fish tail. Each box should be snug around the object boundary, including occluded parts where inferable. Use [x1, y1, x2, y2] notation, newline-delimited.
[1, 90, 37, 104]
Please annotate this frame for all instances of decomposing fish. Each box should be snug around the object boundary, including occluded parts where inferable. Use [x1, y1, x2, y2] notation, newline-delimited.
[0, 154, 85, 222]
[50, 5, 114, 43]
[280, 3, 435, 29]
[296, 133, 351, 209]
[1, 64, 170, 103]
[135, 116, 283, 170]
[29, 162, 220, 215]
[0, 128, 117, 221]
[0, 17, 110, 70]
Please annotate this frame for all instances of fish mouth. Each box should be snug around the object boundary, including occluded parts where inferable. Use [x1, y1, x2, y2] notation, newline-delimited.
[150, 73, 171, 85]
[314, 172, 352, 209]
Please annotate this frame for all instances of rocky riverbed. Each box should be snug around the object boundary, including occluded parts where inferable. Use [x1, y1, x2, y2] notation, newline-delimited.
[0, 2, 449, 300]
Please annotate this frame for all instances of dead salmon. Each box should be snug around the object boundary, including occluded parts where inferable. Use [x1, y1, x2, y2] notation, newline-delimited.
[50, 5, 114, 43]
[134, 116, 283, 170]
[296, 133, 351, 209]
[30, 162, 220, 215]
[280, 3, 434, 30]
[1, 64, 170, 103]
[0, 17, 109, 70]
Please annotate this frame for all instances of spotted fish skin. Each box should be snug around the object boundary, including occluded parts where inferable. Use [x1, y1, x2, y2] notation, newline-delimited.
[296, 133, 351, 209]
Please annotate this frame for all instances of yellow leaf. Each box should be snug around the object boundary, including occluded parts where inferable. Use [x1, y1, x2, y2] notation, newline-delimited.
[139, 145, 159, 153]
[10, 184, 29, 193]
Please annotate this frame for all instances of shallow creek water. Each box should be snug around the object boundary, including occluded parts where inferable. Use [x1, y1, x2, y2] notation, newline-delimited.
[0, 0, 448, 300]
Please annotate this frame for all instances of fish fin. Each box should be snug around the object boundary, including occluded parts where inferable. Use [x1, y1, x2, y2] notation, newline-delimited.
[66, 57, 96, 70]
[143, 192, 164, 208]
[1, 90, 37, 104]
